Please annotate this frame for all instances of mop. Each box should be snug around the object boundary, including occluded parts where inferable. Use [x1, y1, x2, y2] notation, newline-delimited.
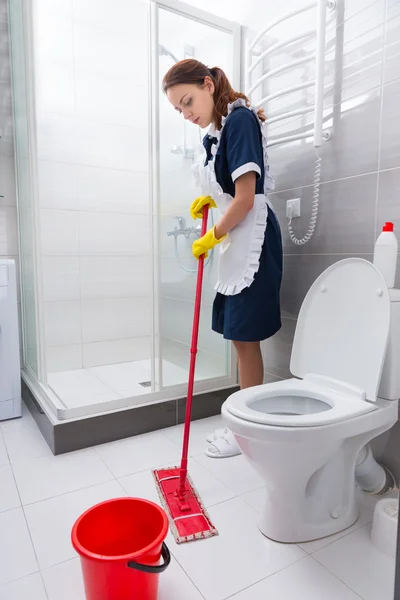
[153, 204, 218, 544]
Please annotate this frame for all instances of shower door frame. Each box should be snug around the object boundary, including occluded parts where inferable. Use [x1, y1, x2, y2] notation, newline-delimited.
[13, 0, 241, 421]
[149, 0, 241, 408]
[8, 0, 57, 409]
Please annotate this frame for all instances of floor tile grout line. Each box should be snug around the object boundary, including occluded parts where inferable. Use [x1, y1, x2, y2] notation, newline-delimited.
[38, 570, 50, 600]
[305, 520, 374, 557]
[190, 456, 245, 495]
[0, 429, 12, 466]
[91, 452, 188, 482]
[225, 550, 368, 600]
[91, 446, 120, 482]
[309, 554, 366, 600]
[0, 504, 24, 516]
[189, 453, 266, 497]
[39, 555, 80, 574]
[239, 486, 268, 507]
[169, 557, 207, 600]
[0, 570, 49, 598]
[223, 553, 310, 600]
[6, 451, 49, 598]
[14, 472, 117, 509]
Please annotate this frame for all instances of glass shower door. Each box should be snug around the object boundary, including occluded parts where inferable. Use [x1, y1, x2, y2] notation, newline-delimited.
[8, 0, 40, 377]
[152, 1, 241, 390]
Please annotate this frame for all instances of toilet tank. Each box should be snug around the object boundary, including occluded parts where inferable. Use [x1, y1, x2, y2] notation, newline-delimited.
[379, 288, 400, 400]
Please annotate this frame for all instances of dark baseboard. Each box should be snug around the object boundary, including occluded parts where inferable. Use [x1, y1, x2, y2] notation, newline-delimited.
[22, 379, 238, 455]
[22, 380, 56, 453]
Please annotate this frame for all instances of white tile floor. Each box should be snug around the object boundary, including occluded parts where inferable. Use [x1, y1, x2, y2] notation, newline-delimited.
[0, 405, 397, 600]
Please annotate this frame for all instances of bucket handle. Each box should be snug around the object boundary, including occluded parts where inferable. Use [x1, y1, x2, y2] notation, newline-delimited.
[127, 543, 171, 574]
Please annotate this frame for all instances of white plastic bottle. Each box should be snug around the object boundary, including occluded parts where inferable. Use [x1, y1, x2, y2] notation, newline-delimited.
[373, 222, 398, 288]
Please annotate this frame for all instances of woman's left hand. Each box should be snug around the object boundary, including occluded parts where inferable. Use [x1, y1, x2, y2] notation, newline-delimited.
[190, 195, 217, 220]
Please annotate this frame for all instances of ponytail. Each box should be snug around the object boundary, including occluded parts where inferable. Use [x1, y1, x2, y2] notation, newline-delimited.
[209, 66, 265, 129]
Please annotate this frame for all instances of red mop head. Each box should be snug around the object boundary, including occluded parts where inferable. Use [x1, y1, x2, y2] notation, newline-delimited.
[153, 467, 218, 544]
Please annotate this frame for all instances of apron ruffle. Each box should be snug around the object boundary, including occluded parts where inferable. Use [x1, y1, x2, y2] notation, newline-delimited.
[214, 196, 268, 296]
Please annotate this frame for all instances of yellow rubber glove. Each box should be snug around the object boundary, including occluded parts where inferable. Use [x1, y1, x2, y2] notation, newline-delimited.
[192, 226, 227, 260]
[190, 195, 217, 220]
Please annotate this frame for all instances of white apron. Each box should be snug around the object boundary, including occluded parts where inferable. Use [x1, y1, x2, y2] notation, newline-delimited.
[192, 99, 275, 296]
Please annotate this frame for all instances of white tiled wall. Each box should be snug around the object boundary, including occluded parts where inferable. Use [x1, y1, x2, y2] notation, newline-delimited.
[32, 0, 151, 371]
[252, 0, 399, 379]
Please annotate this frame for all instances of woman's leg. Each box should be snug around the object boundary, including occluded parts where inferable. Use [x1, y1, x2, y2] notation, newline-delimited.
[233, 340, 264, 389]
[205, 341, 263, 458]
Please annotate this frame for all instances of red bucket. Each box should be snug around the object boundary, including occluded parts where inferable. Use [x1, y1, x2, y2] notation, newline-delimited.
[71, 497, 170, 600]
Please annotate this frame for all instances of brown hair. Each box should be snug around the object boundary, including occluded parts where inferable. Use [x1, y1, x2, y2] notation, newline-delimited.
[162, 59, 265, 130]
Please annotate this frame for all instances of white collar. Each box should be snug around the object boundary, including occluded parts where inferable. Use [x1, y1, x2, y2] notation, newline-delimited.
[207, 99, 249, 137]
[207, 124, 219, 138]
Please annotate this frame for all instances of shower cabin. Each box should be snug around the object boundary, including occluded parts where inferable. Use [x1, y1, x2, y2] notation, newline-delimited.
[7, 0, 240, 447]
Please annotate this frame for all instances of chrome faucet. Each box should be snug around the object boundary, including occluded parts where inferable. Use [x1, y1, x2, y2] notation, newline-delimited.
[174, 216, 187, 231]
[167, 216, 200, 239]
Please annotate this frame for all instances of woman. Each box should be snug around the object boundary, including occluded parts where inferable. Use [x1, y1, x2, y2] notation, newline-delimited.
[163, 60, 283, 458]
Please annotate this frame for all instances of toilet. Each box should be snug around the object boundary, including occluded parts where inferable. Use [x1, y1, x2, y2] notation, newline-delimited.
[221, 258, 400, 543]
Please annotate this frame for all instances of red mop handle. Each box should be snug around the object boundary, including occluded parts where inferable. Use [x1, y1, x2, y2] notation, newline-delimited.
[178, 204, 210, 498]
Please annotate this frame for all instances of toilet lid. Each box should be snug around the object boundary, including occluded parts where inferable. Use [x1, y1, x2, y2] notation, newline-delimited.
[290, 258, 390, 401]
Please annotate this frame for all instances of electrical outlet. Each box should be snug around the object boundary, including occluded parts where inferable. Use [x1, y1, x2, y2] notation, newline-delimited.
[286, 198, 301, 219]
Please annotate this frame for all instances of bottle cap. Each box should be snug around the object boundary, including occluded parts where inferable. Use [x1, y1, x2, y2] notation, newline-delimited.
[383, 222, 394, 232]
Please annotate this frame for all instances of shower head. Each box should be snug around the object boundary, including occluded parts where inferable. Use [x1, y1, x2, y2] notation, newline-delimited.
[158, 45, 179, 64]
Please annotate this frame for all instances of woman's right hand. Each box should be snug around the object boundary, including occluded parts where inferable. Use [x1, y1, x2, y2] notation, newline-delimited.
[192, 226, 226, 260]
[190, 195, 217, 220]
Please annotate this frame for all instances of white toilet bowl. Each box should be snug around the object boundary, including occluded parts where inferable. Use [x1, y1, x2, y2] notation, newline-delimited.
[222, 258, 399, 543]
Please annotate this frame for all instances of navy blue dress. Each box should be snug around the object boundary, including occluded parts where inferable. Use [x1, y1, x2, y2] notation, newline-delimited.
[204, 107, 283, 342]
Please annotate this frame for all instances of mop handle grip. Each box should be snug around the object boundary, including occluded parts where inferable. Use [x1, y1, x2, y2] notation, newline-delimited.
[200, 203, 209, 237]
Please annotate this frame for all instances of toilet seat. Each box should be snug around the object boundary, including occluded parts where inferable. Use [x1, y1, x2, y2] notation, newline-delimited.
[225, 376, 377, 428]
[225, 259, 391, 429]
